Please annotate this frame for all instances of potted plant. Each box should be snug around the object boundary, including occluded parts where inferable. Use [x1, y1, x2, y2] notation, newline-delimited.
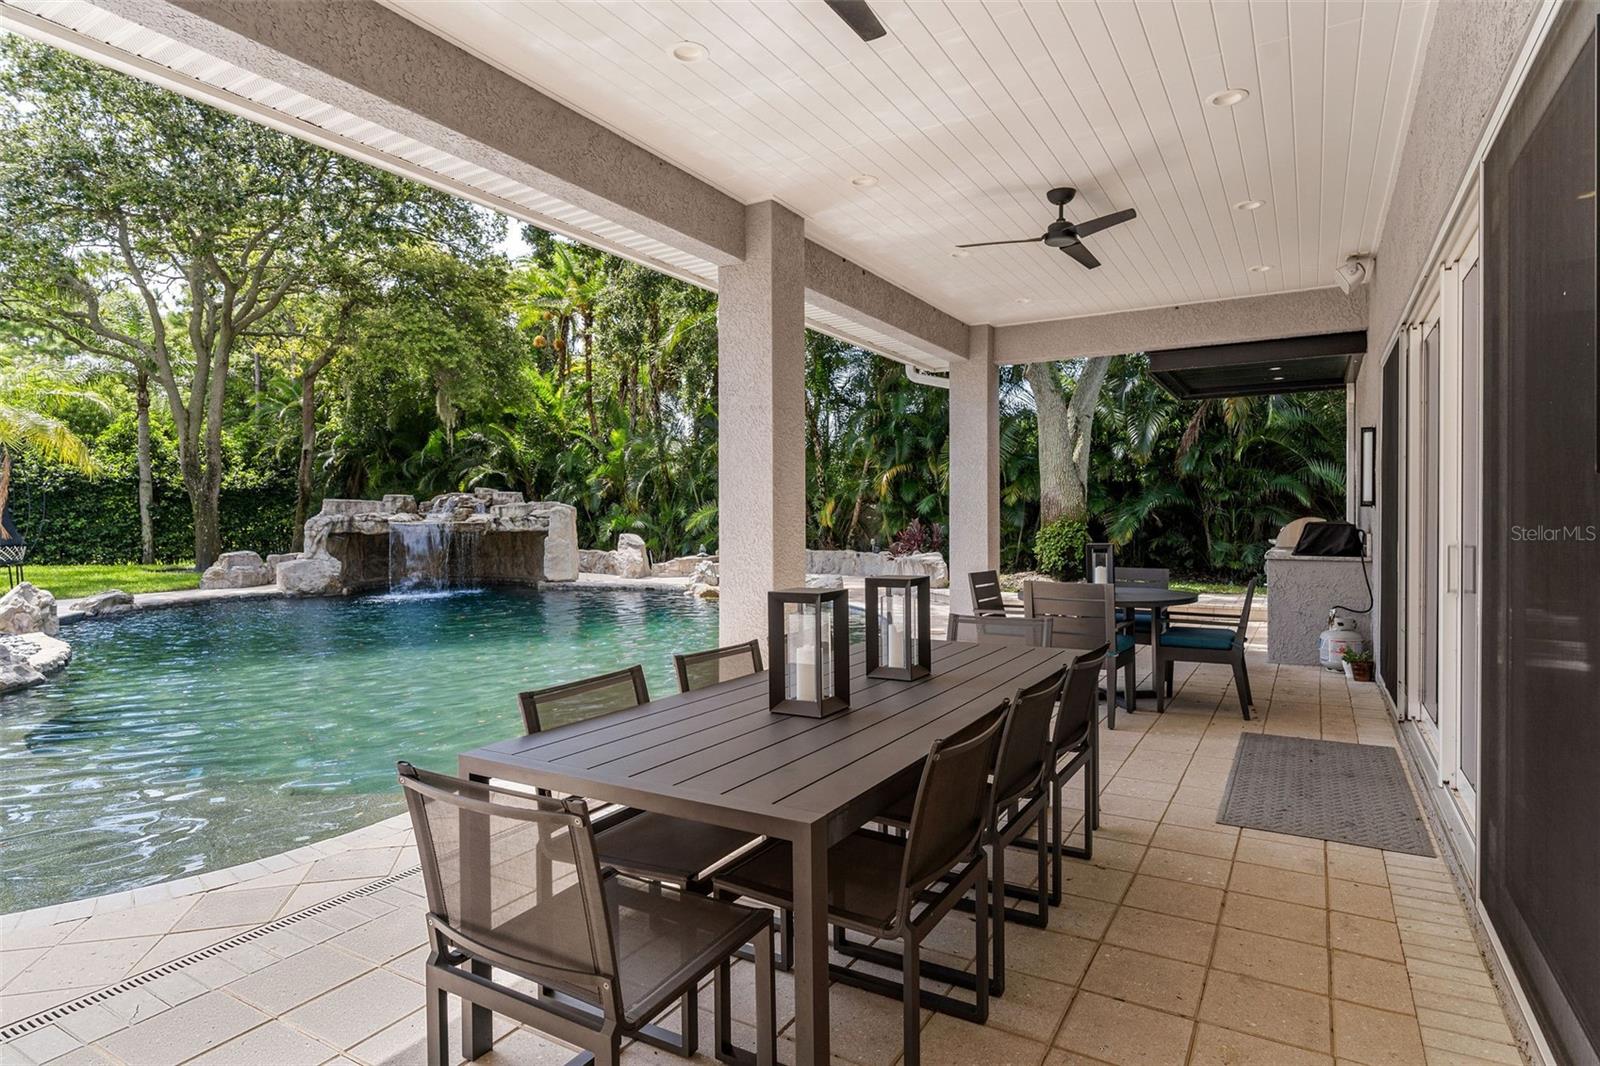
[1341, 647, 1375, 683]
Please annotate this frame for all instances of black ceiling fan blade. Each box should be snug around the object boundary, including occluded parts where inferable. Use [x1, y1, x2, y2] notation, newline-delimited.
[1061, 242, 1102, 269]
[1072, 207, 1137, 238]
[955, 237, 1042, 249]
[825, 0, 887, 42]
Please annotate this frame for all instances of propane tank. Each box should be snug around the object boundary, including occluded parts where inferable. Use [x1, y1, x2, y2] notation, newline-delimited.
[1318, 610, 1366, 671]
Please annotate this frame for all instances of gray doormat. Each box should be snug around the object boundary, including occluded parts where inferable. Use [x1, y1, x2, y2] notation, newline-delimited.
[1218, 734, 1435, 856]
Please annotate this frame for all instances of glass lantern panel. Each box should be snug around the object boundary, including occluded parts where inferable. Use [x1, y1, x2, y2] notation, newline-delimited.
[1090, 548, 1112, 584]
[881, 587, 907, 669]
[818, 606, 835, 698]
[784, 602, 818, 702]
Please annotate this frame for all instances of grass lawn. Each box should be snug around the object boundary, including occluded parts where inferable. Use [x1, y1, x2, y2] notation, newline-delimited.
[18, 563, 201, 600]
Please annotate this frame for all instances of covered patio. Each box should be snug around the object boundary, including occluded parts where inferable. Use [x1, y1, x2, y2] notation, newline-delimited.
[3, 633, 1526, 1066]
[1, 1, 1593, 1065]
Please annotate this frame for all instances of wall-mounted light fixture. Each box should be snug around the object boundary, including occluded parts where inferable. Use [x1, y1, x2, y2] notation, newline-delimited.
[1360, 426, 1377, 507]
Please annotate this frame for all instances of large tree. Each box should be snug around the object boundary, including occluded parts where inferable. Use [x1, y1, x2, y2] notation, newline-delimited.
[1024, 358, 1110, 524]
[0, 37, 490, 567]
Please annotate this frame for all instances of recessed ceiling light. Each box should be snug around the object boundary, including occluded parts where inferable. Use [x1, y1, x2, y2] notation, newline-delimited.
[1234, 199, 1265, 211]
[1268, 366, 1283, 371]
[671, 41, 708, 62]
[850, 174, 879, 188]
[1014, 297, 1032, 305]
[1272, 375, 1286, 382]
[1208, 88, 1250, 108]
[1249, 264, 1274, 273]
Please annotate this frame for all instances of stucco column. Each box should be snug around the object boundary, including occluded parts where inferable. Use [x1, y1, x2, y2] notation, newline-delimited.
[716, 201, 807, 645]
[948, 324, 1000, 614]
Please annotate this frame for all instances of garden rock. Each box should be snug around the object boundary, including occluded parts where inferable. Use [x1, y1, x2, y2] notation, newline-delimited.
[0, 582, 59, 637]
[276, 553, 344, 596]
[77, 589, 134, 617]
[0, 632, 70, 693]
[264, 554, 298, 580]
[613, 534, 650, 579]
[200, 550, 274, 590]
[0, 641, 44, 693]
[651, 553, 711, 578]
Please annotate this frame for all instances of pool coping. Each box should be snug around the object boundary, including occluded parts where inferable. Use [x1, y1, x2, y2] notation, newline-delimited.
[0, 811, 417, 933]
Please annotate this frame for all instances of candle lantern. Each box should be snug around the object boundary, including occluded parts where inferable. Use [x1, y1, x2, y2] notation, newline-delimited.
[865, 574, 932, 681]
[1086, 542, 1116, 585]
[767, 587, 851, 717]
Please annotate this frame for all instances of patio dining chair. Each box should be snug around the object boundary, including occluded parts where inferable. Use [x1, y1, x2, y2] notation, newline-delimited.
[674, 639, 763, 692]
[1152, 577, 1259, 719]
[945, 612, 1052, 646]
[856, 667, 1064, 998]
[1115, 566, 1172, 646]
[396, 763, 776, 1066]
[712, 705, 1006, 1066]
[518, 666, 765, 1046]
[967, 569, 1014, 617]
[1023, 579, 1136, 727]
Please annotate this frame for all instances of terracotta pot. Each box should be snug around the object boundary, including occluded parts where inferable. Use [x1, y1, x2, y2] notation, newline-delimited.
[1350, 661, 1374, 682]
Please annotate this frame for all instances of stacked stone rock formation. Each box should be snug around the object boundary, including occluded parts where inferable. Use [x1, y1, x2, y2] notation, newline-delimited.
[274, 490, 579, 596]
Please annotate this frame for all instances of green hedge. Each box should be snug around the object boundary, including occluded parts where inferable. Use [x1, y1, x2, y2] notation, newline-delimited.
[10, 459, 297, 566]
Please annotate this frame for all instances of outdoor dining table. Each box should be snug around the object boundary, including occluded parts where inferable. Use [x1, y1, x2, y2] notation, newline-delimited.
[1111, 585, 1198, 704]
[457, 638, 1071, 1065]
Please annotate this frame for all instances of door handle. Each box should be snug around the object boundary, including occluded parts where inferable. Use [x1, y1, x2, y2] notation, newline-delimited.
[1462, 545, 1477, 595]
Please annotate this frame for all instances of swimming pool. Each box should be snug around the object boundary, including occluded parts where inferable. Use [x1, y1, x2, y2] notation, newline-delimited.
[0, 588, 721, 912]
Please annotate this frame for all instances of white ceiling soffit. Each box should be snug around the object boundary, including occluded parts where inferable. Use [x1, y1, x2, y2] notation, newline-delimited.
[0, 0, 949, 372]
[384, 0, 1432, 328]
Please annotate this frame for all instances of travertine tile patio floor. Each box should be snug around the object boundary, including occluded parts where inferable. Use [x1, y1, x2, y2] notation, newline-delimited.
[2, 632, 1528, 1066]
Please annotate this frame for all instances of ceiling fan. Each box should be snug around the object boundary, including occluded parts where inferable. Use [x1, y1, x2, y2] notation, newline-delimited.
[957, 187, 1137, 270]
[825, 0, 887, 42]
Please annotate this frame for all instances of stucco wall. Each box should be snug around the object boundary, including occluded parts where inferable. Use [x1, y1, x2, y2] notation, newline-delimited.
[1351, 0, 1544, 465]
[1348, 0, 1544, 666]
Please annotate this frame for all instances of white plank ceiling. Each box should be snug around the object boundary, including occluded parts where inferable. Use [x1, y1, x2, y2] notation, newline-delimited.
[385, 0, 1432, 327]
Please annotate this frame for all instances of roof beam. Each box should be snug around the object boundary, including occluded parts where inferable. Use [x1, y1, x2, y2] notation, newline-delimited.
[805, 241, 969, 364]
[103, 0, 748, 266]
[991, 287, 1368, 364]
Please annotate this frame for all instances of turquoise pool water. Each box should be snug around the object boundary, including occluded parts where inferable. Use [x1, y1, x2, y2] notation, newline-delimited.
[0, 588, 721, 912]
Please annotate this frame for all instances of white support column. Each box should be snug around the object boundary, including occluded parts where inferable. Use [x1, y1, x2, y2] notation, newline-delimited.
[948, 324, 1000, 615]
[716, 201, 807, 645]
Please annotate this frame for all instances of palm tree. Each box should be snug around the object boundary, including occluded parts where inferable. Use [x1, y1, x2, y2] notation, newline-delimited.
[0, 352, 104, 522]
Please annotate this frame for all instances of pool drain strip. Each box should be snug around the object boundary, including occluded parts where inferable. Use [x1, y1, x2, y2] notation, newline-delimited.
[0, 864, 423, 1043]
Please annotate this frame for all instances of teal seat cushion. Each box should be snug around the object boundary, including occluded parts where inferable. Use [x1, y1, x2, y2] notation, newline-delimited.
[1116, 633, 1136, 655]
[1159, 626, 1237, 651]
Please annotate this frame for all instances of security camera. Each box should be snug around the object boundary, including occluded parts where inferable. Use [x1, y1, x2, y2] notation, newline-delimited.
[1334, 255, 1374, 294]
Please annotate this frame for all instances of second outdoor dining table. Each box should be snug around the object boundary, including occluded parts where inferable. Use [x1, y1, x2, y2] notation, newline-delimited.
[1109, 585, 1197, 704]
[458, 638, 1074, 1065]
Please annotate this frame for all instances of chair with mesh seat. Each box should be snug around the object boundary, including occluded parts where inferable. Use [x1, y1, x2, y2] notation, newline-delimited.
[860, 668, 1063, 997]
[674, 640, 763, 693]
[1152, 577, 1260, 719]
[967, 569, 1015, 617]
[1043, 645, 1106, 897]
[518, 666, 759, 890]
[397, 763, 775, 1066]
[712, 706, 1006, 1066]
[517, 666, 767, 1034]
[945, 613, 1052, 646]
[1023, 579, 1135, 727]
